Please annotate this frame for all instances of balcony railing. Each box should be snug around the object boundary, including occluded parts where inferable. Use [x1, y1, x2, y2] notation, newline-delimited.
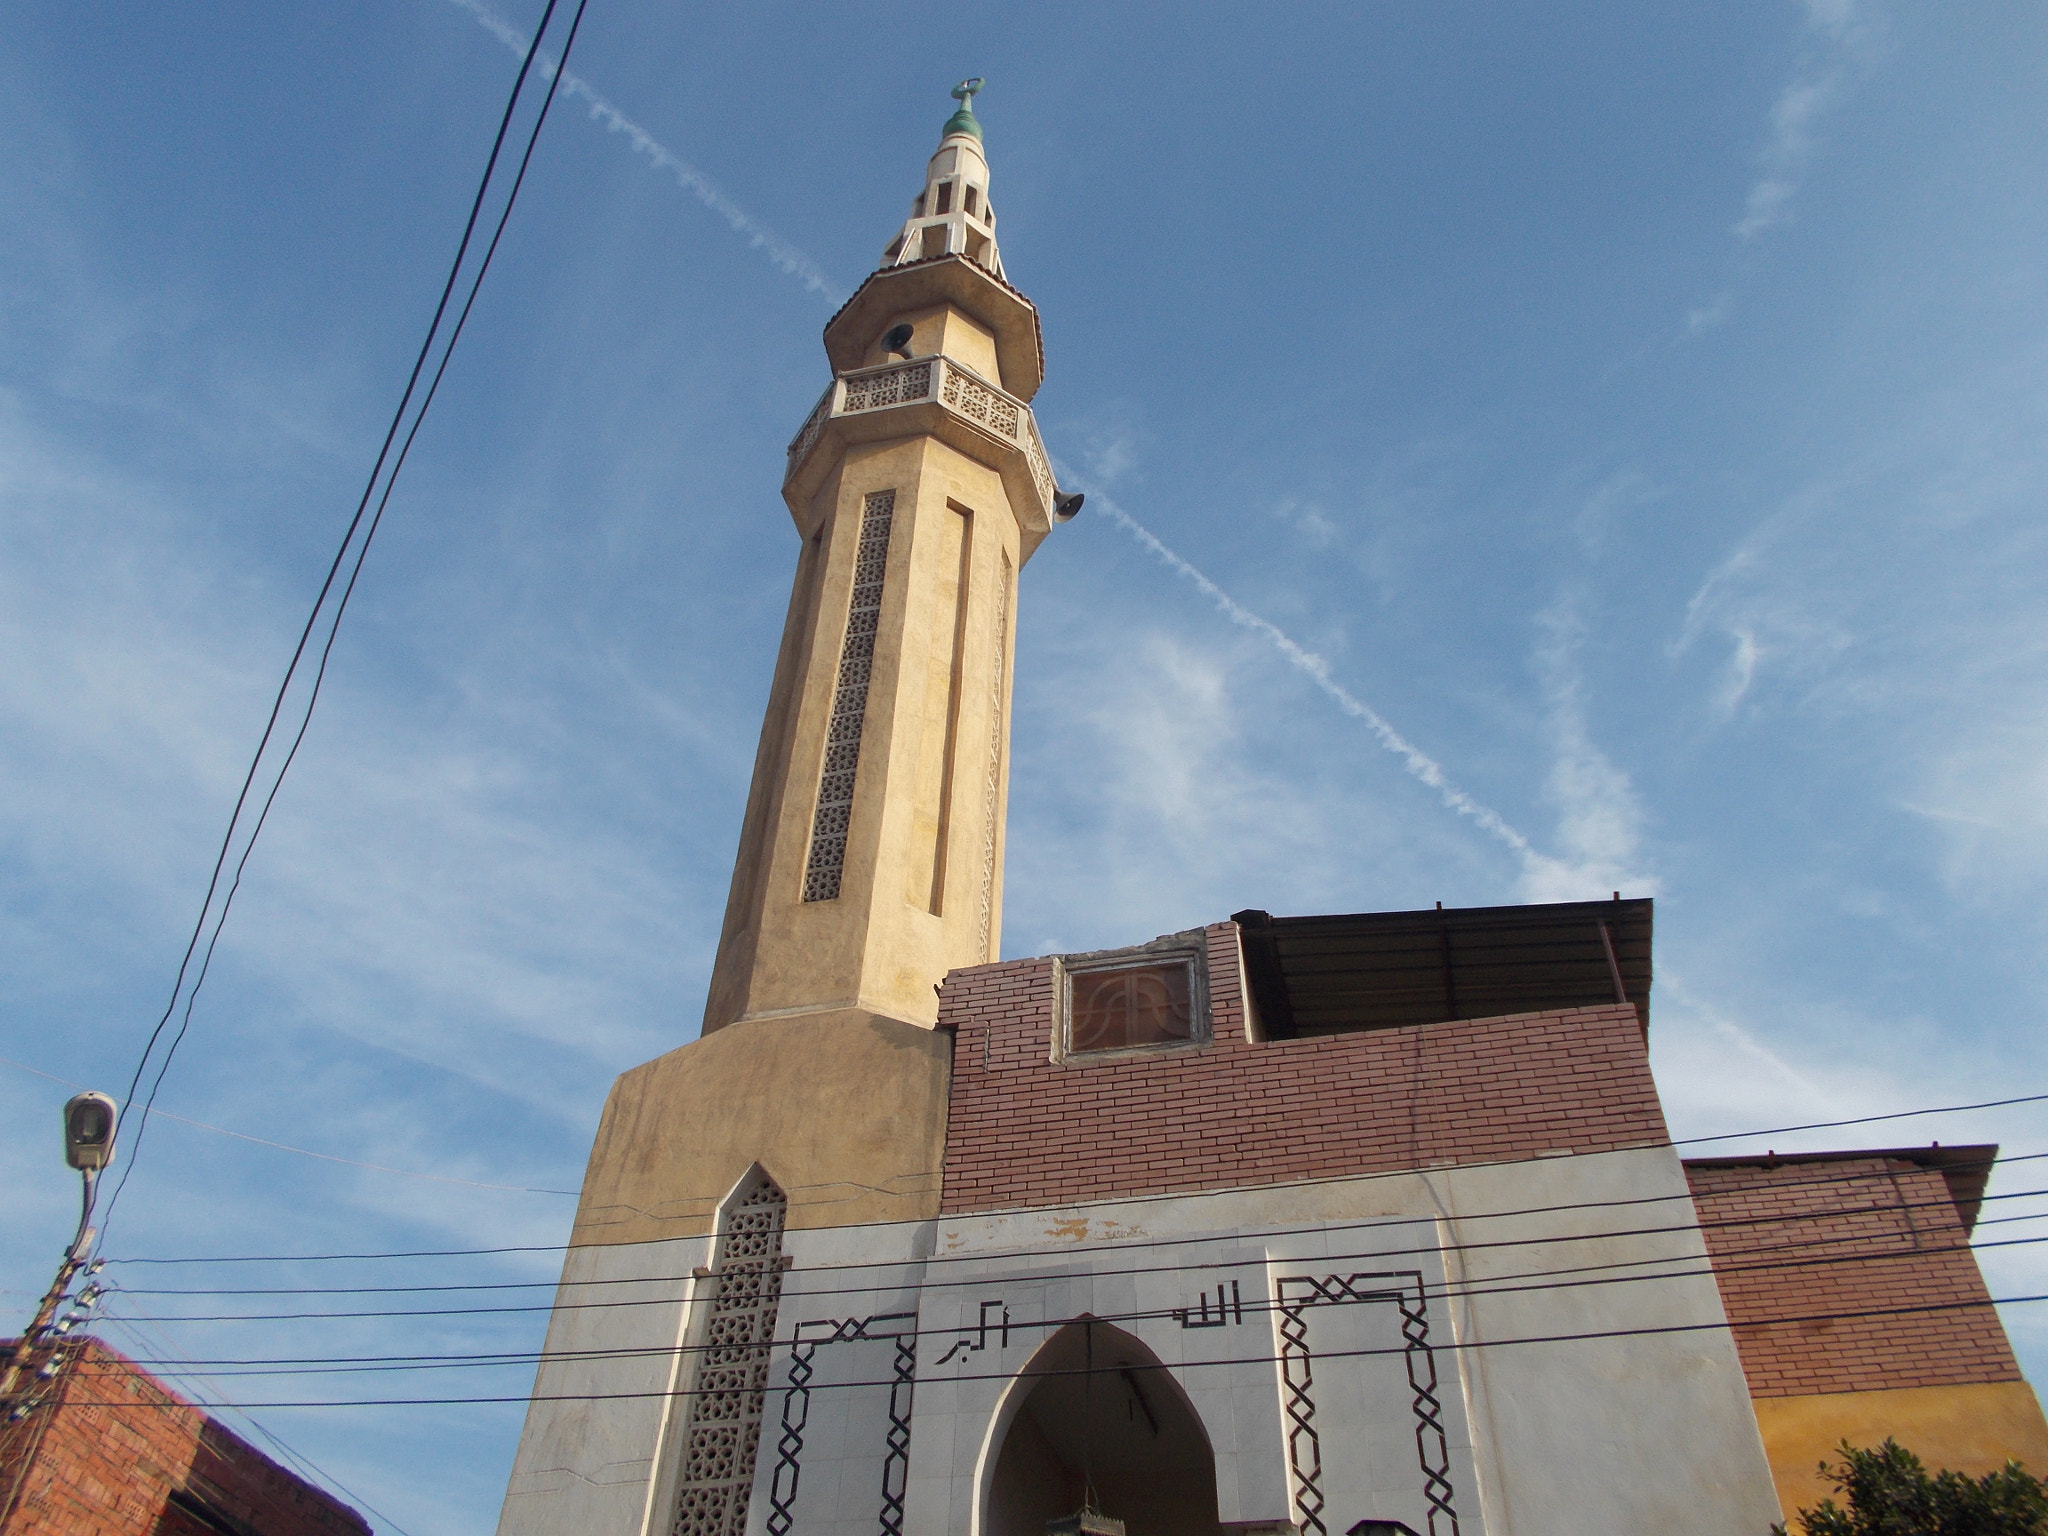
[787, 356, 1054, 514]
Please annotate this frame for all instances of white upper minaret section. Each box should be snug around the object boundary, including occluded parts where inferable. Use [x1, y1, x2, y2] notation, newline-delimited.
[881, 78, 1005, 280]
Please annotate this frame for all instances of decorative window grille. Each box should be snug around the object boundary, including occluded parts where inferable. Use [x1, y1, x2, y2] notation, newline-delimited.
[1067, 961, 1197, 1052]
[803, 490, 895, 902]
[667, 1178, 789, 1536]
[1056, 939, 1212, 1061]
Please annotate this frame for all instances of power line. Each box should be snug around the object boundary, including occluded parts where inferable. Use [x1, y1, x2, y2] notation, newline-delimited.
[1674, 1090, 2048, 1146]
[97, 1315, 420, 1536]
[48, 1291, 2048, 1410]
[102, 1089, 2048, 1267]
[105, 1160, 2047, 1299]
[104, 1148, 2048, 1306]
[92, 1225, 2048, 1380]
[101, 0, 591, 1237]
[100, 1177, 2048, 1325]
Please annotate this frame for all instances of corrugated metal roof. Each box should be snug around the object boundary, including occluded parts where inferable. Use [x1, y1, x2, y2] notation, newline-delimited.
[1232, 897, 1651, 1040]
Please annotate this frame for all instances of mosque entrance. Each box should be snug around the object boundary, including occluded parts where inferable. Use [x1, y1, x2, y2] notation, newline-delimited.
[984, 1320, 1222, 1536]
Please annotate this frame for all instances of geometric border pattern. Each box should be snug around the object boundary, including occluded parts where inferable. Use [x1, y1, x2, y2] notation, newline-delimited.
[1275, 1272, 1460, 1536]
[765, 1312, 918, 1536]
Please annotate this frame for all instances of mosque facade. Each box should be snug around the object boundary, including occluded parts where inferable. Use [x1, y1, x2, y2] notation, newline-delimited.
[497, 85, 2047, 1536]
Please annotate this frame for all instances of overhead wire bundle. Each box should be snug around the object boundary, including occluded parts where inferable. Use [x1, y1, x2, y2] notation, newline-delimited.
[58, 1105, 2048, 1411]
[6, 2, 599, 1522]
[99, 0, 594, 1240]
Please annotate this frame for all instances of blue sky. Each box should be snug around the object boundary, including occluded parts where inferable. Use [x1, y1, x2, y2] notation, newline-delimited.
[4, 2, 2047, 1530]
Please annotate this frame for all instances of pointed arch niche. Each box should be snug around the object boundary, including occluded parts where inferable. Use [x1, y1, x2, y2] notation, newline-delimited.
[981, 1319, 1221, 1536]
[656, 1165, 788, 1536]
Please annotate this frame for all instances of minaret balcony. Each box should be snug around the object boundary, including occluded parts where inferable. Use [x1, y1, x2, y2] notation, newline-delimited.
[784, 354, 1057, 545]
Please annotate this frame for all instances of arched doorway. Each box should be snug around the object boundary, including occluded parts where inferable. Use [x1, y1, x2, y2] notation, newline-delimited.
[984, 1320, 1221, 1536]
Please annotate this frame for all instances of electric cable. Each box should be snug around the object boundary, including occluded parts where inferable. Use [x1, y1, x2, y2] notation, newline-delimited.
[87, 1205, 2048, 1374]
[103, 1165, 2048, 1306]
[103, 1151, 2048, 1307]
[101, 0, 590, 1237]
[108, 1163, 2048, 1302]
[93, 1313, 420, 1536]
[42, 1290, 2048, 1410]
[87, 1226, 2048, 1380]
[99, 1179, 2048, 1325]
[100, 1089, 2048, 1268]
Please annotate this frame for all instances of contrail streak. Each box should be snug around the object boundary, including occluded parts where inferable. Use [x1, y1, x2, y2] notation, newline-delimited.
[1079, 483, 1534, 859]
[444, 0, 847, 304]
[435, 5, 1527, 865]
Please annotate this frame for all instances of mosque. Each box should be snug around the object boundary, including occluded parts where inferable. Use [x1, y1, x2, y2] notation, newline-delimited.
[496, 83, 2048, 1536]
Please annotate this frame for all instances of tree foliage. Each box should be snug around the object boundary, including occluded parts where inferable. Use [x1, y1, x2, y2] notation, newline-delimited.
[1773, 1440, 2048, 1536]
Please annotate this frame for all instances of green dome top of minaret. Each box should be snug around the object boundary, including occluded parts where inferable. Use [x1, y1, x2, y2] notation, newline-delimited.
[941, 78, 985, 141]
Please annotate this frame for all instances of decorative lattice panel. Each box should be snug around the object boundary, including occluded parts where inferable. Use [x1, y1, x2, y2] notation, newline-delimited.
[844, 363, 931, 413]
[803, 490, 895, 902]
[668, 1180, 789, 1536]
[940, 366, 1020, 437]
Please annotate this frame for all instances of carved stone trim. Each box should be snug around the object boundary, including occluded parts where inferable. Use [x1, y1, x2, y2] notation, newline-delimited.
[786, 384, 834, 467]
[844, 361, 933, 413]
[783, 358, 1049, 524]
[976, 554, 1011, 961]
[1020, 415, 1055, 517]
[939, 364, 1020, 437]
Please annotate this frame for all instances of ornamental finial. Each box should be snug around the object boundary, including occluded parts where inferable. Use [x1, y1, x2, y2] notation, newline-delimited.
[941, 78, 985, 142]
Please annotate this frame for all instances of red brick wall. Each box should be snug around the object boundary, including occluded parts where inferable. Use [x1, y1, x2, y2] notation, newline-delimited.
[938, 922, 1669, 1214]
[0, 1338, 369, 1536]
[1684, 1158, 2019, 1398]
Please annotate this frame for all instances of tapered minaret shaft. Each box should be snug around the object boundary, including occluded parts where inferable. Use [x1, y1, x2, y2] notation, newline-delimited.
[703, 80, 1065, 1037]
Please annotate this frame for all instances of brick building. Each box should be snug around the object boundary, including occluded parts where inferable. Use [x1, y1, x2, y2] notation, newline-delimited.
[0, 1338, 369, 1536]
[496, 83, 2048, 1536]
[1685, 1147, 2047, 1512]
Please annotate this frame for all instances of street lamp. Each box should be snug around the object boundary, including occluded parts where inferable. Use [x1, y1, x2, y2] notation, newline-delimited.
[0, 1092, 120, 1406]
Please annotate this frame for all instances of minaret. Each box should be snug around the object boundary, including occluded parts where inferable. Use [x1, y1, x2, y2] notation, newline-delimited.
[702, 77, 1068, 1039]
[564, 82, 1072, 1246]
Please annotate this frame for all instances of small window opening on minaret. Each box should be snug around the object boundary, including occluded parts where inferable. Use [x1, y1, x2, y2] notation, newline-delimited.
[912, 193, 926, 217]
[963, 185, 979, 216]
[934, 180, 954, 214]
[921, 224, 948, 259]
[966, 231, 992, 268]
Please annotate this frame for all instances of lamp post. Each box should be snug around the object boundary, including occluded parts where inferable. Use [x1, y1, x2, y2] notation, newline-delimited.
[0, 1093, 118, 1406]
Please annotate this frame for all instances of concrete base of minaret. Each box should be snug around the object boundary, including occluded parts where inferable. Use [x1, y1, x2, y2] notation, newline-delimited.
[570, 1008, 952, 1244]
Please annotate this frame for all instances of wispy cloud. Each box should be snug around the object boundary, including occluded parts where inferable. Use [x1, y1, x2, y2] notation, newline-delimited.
[1064, 473, 1536, 864]
[443, 0, 847, 303]
[1685, 292, 1734, 336]
[1649, 969, 1886, 1140]
[1732, 0, 1880, 241]
[1673, 503, 1856, 717]
[0, 399, 700, 1129]
[1518, 593, 1660, 903]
